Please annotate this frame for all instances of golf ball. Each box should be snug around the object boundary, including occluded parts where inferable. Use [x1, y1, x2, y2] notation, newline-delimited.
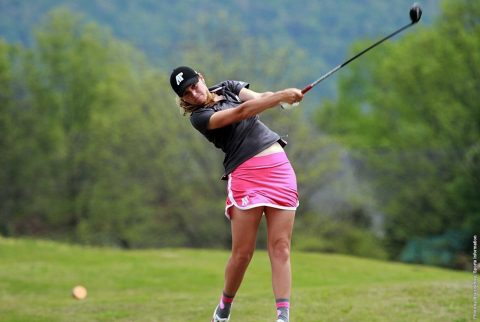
[72, 285, 87, 300]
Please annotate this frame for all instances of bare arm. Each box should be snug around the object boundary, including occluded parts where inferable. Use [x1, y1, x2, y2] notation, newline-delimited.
[238, 87, 274, 101]
[207, 88, 302, 130]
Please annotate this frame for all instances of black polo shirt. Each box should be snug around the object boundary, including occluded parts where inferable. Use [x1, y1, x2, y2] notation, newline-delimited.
[190, 80, 285, 179]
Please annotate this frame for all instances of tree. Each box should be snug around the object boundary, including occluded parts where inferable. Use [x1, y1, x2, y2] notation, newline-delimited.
[0, 40, 16, 235]
[314, 0, 479, 264]
[1, 7, 379, 257]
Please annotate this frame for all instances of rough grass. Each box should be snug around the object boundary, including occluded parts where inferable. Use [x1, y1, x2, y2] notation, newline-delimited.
[0, 237, 472, 321]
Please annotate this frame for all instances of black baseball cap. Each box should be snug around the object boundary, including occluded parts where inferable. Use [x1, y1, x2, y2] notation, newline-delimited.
[170, 66, 199, 97]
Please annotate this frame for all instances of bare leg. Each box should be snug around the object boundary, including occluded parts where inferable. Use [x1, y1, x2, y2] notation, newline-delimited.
[265, 208, 295, 299]
[223, 206, 264, 296]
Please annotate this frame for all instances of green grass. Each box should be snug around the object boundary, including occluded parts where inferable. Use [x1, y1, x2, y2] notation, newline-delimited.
[0, 237, 472, 322]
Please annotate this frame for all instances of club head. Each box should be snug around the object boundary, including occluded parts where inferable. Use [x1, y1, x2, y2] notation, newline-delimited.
[410, 3, 422, 24]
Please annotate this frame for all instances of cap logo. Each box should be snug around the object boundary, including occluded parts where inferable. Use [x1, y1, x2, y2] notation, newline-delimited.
[175, 72, 184, 85]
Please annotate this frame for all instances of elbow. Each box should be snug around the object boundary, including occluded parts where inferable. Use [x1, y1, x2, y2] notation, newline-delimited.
[237, 101, 256, 120]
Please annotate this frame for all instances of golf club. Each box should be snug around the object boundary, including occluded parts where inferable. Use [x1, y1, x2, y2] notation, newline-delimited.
[281, 3, 422, 109]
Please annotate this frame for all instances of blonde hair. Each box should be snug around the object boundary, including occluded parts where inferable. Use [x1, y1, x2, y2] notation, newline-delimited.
[177, 91, 216, 116]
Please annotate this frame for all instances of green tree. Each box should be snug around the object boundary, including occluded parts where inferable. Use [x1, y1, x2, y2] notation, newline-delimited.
[0, 40, 16, 235]
[0, 9, 163, 246]
[314, 0, 479, 264]
[1, 6, 381, 257]
[172, 9, 385, 257]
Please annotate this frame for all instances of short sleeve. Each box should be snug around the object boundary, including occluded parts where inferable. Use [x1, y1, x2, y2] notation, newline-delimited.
[222, 80, 249, 96]
[190, 108, 215, 134]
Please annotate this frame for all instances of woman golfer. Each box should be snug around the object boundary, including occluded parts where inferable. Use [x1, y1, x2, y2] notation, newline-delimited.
[170, 66, 303, 322]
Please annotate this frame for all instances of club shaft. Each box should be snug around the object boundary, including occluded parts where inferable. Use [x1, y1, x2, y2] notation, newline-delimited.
[302, 22, 414, 94]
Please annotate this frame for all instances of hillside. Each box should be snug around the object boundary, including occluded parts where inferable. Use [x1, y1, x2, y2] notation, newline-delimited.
[0, 237, 471, 321]
[0, 0, 439, 97]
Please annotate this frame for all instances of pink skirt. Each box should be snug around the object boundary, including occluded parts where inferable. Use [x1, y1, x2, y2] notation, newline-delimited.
[225, 151, 299, 219]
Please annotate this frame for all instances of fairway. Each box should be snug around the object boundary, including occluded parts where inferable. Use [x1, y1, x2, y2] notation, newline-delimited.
[0, 237, 471, 322]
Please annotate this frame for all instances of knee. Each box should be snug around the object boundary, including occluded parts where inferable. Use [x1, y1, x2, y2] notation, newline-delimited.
[231, 248, 254, 267]
[269, 238, 291, 262]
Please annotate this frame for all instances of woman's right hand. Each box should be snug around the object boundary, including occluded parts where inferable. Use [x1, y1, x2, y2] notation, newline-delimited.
[280, 88, 304, 105]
